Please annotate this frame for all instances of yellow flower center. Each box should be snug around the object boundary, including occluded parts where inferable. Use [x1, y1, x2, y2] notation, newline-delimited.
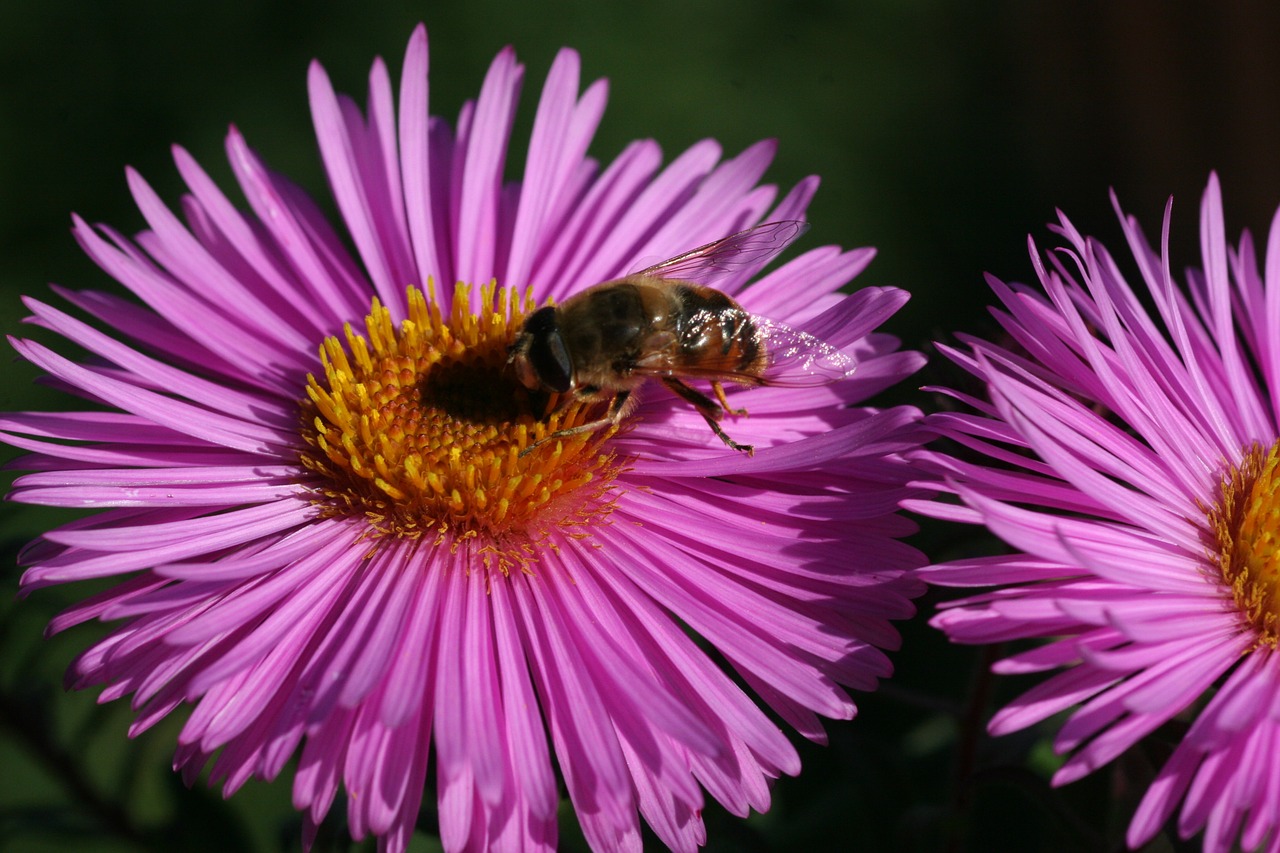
[1207, 440, 1280, 646]
[298, 282, 623, 566]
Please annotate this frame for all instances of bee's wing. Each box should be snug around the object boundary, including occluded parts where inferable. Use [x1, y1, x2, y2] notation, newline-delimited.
[753, 316, 857, 387]
[629, 315, 855, 388]
[636, 220, 809, 285]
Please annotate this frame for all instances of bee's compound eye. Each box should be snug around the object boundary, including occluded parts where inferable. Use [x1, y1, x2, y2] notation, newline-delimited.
[524, 307, 573, 393]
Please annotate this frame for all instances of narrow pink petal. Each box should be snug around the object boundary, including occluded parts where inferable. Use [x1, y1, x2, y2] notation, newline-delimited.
[1198, 175, 1270, 439]
[434, 568, 506, 807]
[489, 577, 558, 821]
[51, 285, 256, 388]
[1263, 203, 1280, 426]
[1111, 634, 1243, 714]
[632, 405, 920, 477]
[309, 60, 414, 315]
[436, 761, 477, 851]
[165, 527, 356, 646]
[509, 571, 636, 846]
[554, 543, 720, 757]
[224, 128, 370, 322]
[367, 704, 432, 838]
[71, 216, 292, 379]
[44, 499, 299, 553]
[630, 139, 779, 264]
[343, 695, 430, 839]
[622, 736, 705, 853]
[363, 55, 418, 298]
[11, 337, 291, 453]
[12, 479, 297, 508]
[529, 139, 662, 295]
[957, 485, 1208, 594]
[454, 47, 523, 287]
[13, 463, 298, 488]
[1053, 708, 1171, 786]
[397, 24, 445, 290]
[991, 655, 1124, 736]
[1128, 741, 1199, 845]
[377, 547, 445, 729]
[738, 245, 873, 317]
[567, 139, 723, 288]
[170, 145, 335, 336]
[505, 49, 607, 289]
[125, 168, 313, 353]
[155, 520, 344, 581]
[25, 297, 288, 427]
[24, 501, 312, 584]
[606, 521, 853, 718]
[45, 573, 169, 634]
[333, 554, 422, 710]
[292, 704, 355, 818]
[283, 548, 408, 717]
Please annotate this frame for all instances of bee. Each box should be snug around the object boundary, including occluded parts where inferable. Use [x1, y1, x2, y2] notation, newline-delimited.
[508, 220, 855, 456]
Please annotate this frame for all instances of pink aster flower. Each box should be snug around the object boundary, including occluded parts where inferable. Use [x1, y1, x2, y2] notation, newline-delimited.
[4, 24, 928, 852]
[911, 174, 1280, 851]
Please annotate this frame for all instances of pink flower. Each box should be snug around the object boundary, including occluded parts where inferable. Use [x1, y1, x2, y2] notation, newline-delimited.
[912, 174, 1280, 852]
[4, 25, 927, 852]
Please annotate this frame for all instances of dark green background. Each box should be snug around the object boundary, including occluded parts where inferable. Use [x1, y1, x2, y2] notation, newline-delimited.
[2, 1, 1271, 850]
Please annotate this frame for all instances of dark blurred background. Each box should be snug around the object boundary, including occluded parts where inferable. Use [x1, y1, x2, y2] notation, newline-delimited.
[2, 1, 1274, 850]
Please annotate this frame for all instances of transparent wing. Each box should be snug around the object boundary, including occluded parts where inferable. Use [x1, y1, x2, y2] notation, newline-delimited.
[635, 220, 809, 284]
[626, 314, 855, 388]
[753, 316, 857, 387]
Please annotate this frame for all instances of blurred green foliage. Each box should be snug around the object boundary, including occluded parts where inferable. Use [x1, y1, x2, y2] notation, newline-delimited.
[2, 1, 1271, 850]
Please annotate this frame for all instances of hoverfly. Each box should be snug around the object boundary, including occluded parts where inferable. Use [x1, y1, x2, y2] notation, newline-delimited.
[509, 220, 855, 455]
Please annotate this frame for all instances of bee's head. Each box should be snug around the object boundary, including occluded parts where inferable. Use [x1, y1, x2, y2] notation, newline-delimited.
[509, 305, 573, 393]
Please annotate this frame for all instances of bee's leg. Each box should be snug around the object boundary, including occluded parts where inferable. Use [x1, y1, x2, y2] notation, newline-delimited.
[711, 380, 748, 417]
[661, 377, 754, 456]
[518, 390, 632, 458]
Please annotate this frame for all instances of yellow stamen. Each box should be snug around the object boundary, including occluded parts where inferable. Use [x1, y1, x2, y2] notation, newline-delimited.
[298, 282, 622, 567]
[1206, 440, 1280, 647]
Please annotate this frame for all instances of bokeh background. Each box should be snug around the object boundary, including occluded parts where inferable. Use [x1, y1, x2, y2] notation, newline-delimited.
[2, 2, 1276, 850]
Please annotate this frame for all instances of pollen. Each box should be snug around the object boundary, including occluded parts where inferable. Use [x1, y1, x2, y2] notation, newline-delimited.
[298, 282, 622, 560]
[1206, 440, 1280, 647]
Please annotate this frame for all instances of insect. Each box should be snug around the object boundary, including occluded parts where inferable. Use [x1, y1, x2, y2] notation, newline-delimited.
[508, 220, 855, 456]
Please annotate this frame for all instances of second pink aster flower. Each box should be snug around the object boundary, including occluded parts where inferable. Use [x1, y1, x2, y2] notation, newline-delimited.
[913, 174, 1280, 852]
[5, 24, 928, 852]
